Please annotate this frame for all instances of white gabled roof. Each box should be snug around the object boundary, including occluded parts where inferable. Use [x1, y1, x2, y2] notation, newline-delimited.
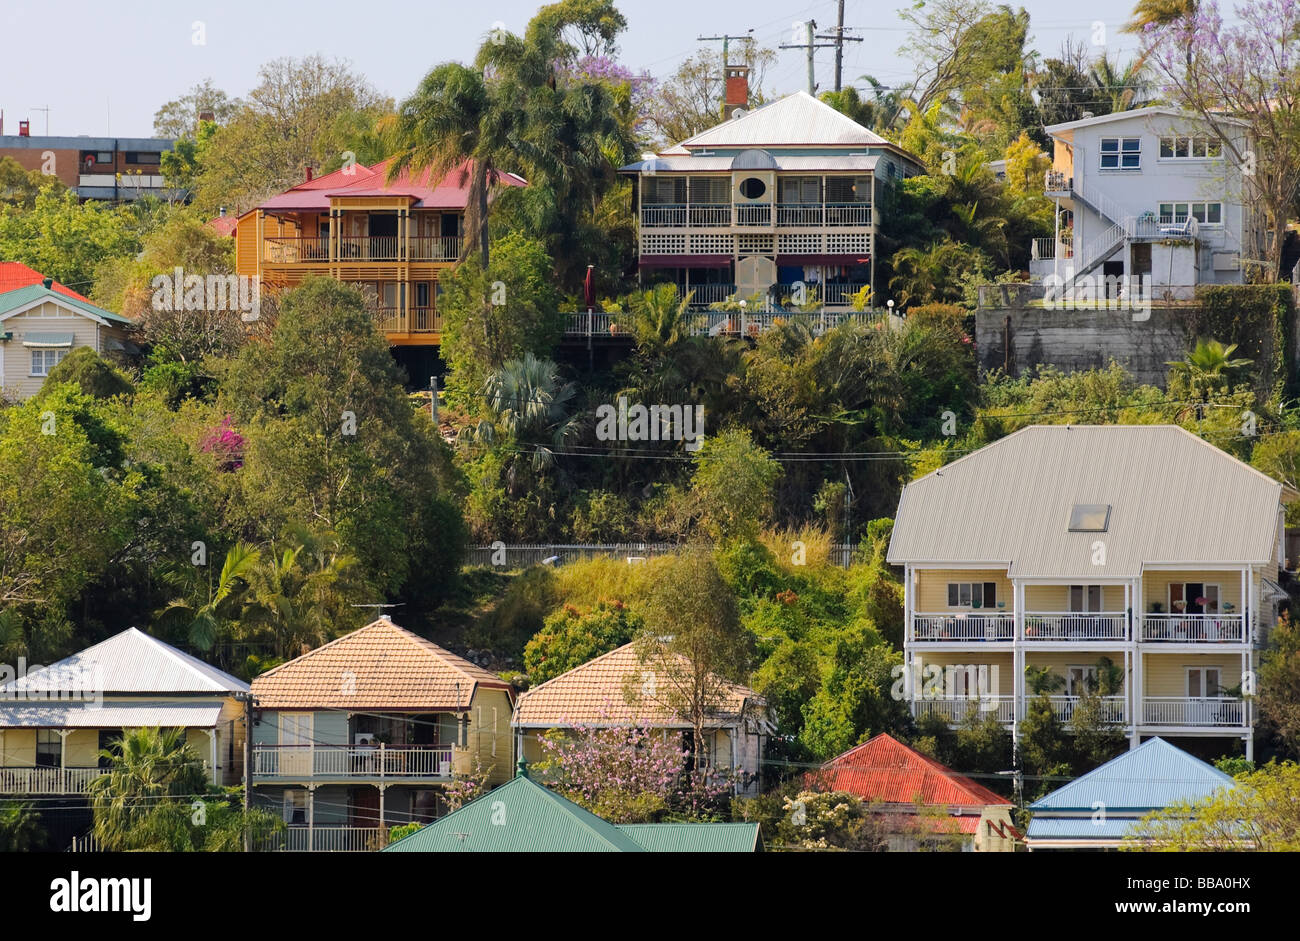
[664, 91, 892, 152]
[0, 628, 248, 695]
[887, 425, 1283, 579]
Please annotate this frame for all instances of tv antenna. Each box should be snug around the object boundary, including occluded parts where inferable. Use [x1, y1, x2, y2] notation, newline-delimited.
[350, 602, 405, 620]
[30, 105, 50, 135]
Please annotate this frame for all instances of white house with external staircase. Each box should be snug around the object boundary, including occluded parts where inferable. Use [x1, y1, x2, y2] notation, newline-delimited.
[1029, 107, 1253, 298]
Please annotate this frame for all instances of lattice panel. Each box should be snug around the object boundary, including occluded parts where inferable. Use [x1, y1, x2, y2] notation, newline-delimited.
[737, 234, 775, 256]
[778, 233, 823, 254]
[690, 233, 734, 255]
[641, 233, 687, 255]
[826, 233, 870, 254]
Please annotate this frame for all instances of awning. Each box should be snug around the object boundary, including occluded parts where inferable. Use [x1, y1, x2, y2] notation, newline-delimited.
[21, 332, 74, 348]
[1263, 577, 1290, 603]
[0, 700, 224, 729]
[638, 255, 732, 269]
[103, 336, 142, 355]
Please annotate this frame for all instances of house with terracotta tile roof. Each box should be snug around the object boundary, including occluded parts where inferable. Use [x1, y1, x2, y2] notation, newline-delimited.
[248, 617, 515, 851]
[231, 158, 525, 384]
[0, 265, 136, 400]
[812, 733, 1019, 852]
[511, 642, 772, 796]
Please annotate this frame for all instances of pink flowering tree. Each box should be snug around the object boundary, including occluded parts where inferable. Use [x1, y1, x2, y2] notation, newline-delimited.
[534, 714, 744, 822]
[1134, 0, 1300, 280]
[444, 756, 495, 811]
[199, 414, 245, 471]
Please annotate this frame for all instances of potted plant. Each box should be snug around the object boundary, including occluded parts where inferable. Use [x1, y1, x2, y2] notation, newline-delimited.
[1172, 599, 1187, 613]
[1148, 602, 1164, 614]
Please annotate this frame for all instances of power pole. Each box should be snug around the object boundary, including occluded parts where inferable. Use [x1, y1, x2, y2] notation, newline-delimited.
[239, 691, 254, 852]
[780, 20, 837, 95]
[697, 31, 754, 117]
[821, 0, 863, 92]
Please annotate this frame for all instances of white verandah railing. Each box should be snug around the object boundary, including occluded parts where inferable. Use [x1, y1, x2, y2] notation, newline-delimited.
[1141, 614, 1246, 643]
[251, 744, 454, 779]
[1023, 613, 1129, 641]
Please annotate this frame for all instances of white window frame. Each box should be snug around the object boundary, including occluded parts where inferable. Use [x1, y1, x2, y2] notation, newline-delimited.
[1100, 137, 1141, 170]
[1158, 201, 1223, 226]
[30, 347, 68, 377]
[1186, 666, 1224, 699]
[1068, 585, 1105, 612]
[1066, 665, 1098, 696]
[946, 581, 997, 609]
[1158, 135, 1223, 160]
[1169, 582, 1221, 614]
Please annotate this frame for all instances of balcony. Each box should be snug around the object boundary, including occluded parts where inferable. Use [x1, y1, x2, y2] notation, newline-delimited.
[251, 744, 455, 781]
[1023, 613, 1128, 642]
[639, 202, 871, 229]
[1141, 614, 1246, 643]
[1044, 169, 1070, 197]
[263, 236, 462, 265]
[911, 696, 1016, 724]
[910, 612, 1015, 642]
[1046, 695, 1127, 723]
[258, 826, 388, 852]
[562, 308, 882, 339]
[374, 307, 443, 335]
[0, 766, 106, 795]
[1142, 697, 1245, 727]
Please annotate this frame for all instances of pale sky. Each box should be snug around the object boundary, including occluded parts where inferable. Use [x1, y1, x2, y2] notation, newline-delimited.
[0, 0, 1149, 138]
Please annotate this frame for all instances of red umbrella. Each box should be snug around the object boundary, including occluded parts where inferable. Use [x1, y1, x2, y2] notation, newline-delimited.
[583, 265, 595, 311]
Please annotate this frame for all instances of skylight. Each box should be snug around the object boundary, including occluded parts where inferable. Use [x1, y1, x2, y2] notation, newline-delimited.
[1069, 504, 1111, 532]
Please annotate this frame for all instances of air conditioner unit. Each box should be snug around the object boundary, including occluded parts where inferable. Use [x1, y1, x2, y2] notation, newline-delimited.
[354, 733, 377, 745]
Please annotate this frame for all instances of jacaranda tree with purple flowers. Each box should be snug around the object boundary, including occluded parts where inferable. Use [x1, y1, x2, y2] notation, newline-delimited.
[1131, 0, 1300, 280]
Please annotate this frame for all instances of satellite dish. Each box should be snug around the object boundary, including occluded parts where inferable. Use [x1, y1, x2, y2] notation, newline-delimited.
[1081, 111, 1094, 119]
[731, 108, 747, 120]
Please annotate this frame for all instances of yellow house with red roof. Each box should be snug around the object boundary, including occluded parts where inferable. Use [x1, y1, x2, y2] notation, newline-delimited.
[231, 159, 524, 376]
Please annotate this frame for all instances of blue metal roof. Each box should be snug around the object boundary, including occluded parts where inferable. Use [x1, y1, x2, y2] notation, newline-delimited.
[1025, 816, 1147, 841]
[1030, 738, 1236, 813]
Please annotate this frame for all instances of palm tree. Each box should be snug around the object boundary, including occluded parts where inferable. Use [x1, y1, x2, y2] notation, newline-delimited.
[1125, 0, 1199, 33]
[1088, 54, 1150, 113]
[0, 800, 45, 851]
[158, 543, 260, 651]
[389, 63, 505, 269]
[621, 283, 699, 352]
[1166, 339, 1253, 403]
[88, 727, 208, 851]
[471, 353, 578, 473]
[1025, 665, 1067, 695]
[238, 531, 359, 659]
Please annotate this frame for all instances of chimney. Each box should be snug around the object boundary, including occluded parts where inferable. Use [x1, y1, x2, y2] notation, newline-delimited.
[218, 206, 226, 217]
[198, 110, 215, 124]
[724, 65, 750, 120]
[18, 119, 30, 137]
[305, 166, 314, 182]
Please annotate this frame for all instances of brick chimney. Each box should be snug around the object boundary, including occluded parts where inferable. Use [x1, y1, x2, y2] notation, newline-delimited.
[724, 65, 750, 120]
[305, 166, 314, 182]
[18, 119, 30, 137]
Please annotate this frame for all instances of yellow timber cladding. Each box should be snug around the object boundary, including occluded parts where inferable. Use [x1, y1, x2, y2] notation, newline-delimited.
[903, 565, 1262, 757]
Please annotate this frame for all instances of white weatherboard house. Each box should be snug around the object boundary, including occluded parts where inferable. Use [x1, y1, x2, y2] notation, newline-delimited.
[1029, 106, 1252, 297]
[0, 282, 135, 400]
[888, 425, 1292, 760]
[619, 85, 924, 310]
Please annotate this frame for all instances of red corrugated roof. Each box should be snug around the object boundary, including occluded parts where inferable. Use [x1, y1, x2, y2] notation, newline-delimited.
[256, 158, 525, 213]
[812, 733, 1012, 807]
[207, 215, 239, 237]
[0, 262, 90, 302]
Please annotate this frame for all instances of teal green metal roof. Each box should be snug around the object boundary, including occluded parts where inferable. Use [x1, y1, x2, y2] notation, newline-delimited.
[616, 822, 762, 852]
[382, 771, 646, 852]
[0, 285, 133, 325]
[1030, 738, 1236, 814]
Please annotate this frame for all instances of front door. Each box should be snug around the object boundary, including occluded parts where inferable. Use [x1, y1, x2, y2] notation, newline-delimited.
[280, 712, 314, 776]
[369, 213, 399, 260]
[350, 786, 380, 827]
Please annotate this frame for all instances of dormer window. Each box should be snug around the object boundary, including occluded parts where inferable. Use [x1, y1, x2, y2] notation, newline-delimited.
[1069, 504, 1111, 532]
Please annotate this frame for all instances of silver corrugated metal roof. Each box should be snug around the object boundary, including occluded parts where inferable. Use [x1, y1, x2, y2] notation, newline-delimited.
[0, 700, 224, 728]
[1, 628, 248, 695]
[619, 154, 880, 173]
[887, 425, 1282, 578]
[670, 91, 891, 150]
[1030, 738, 1236, 812]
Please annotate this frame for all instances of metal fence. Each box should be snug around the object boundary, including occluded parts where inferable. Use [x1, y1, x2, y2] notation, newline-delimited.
[468, 543, 860, 568]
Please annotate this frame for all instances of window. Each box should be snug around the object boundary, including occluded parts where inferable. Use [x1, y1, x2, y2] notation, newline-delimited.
[1069, 585, 1105, 612]
[738, 177, 767, 200]
[30, 348, 67, 376]
[689, 176, 729, 204]
[1158, 201, 1222, 225]
[778, 176, 820, 204]
[283, 789, 307, 825]
[415, 282, 431, 308]
[1187, 666, 1223, 698]
[1068, 504, 1111, 531]
[826, 176, 869, 203]
[646, 177, 685, 204]
[1170, 582, 1220, 614]
[125, 151, 161, 165]
[35, 730, 61, 768]
[947, 581, 997, 608]
[1100, 137, 1141, 169]
[280, 712, 313, 746]
[1066, 665, 1098, 696]
[1158, 136, 1222, 159]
